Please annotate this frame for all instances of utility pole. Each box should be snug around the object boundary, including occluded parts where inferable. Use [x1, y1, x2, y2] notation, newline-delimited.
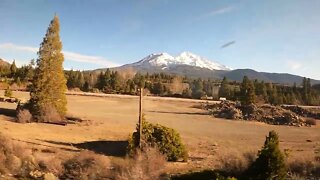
[138, 87, 143, 148]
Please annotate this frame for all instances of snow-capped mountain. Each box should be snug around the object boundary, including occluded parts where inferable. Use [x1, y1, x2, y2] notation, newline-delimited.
[131, 52, 231, 71]
[95, 52, 320, 85]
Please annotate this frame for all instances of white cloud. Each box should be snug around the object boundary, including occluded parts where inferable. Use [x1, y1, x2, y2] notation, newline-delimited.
[204, 6, 235, 17]
[0, 43, 119, 67]
[0, 43, 38, 53]
[190, 6, 235, 22]
[286, 60, 302, 70]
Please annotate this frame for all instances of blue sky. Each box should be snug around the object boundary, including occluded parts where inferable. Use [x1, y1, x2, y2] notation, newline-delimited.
[0, 0, 320, 79]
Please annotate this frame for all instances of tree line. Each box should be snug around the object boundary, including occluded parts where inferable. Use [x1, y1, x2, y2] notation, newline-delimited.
[221, 76, 320, 106]
[63, 70, 320, 105]
[1, 61, 320, 106]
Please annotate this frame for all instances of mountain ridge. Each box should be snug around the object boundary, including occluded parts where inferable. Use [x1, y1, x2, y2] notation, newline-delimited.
[102, 52, 319, 85]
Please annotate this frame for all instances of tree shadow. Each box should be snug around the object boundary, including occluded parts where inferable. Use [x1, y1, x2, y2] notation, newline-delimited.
[41, 140, 128, 157]
[148, 110, 209, 116]
[0, 108, 16, 117]
[14, 139, 80, 153]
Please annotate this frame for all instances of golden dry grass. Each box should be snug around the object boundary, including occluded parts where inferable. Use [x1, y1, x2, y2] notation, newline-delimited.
[0, 90, 319, 173]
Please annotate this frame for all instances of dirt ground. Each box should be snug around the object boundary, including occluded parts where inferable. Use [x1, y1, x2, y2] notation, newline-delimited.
[0, 90, 319, 172]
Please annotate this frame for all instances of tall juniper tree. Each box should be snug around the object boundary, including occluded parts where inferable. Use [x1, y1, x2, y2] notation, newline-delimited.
[245, 131, 286, 180]
[30, 15, 67, 119]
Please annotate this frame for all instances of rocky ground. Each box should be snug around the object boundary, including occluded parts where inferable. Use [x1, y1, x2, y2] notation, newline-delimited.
[205, 101, 318, 127]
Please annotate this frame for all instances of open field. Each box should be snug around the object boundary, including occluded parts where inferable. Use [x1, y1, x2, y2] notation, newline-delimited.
[0, 90, 319, 172]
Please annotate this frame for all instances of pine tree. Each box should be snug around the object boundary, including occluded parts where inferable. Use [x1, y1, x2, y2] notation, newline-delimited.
[245, 131, 286, 180]
[270, 85, 279, 105]
[96, 72, 106, 90]
[240, 76, 256, 105]
[30, 15, 67, 118]
[218, 77, 230, 99]
[191, 78, 204, 99]
[10, 60, 17, 77]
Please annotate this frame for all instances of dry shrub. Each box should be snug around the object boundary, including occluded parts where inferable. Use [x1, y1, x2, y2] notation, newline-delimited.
[34, 151, 64, 177]
[39, 105, 63, 123]
[216, 150, 256, 177]
[113, 146, 166, 180]
[287, 157, 320, 178]
[61, 150, 110, 180]
[0, 133, 34, 176]
[16, 109, 32, 123]
[305, 118, 317, 126]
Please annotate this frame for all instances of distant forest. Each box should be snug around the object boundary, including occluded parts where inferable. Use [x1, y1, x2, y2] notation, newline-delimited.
[1, 60, 320, 105]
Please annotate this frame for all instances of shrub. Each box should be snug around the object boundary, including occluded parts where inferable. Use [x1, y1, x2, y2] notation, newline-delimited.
[4, 87, 12, 97]
[0, 133, 35, 176]
[16, 109, 32, 123]
[61, 150, 110, 180]
[113, 146, 166, 180]
[128, 116, 188, 162]
[38, 105, 63, 123]
[171, 170, 237, 180]
[287, 157, 320, 178]
[217, 151, 256, 177]
[244, 130, 286, 179]
[91, 88, 100, 93]
[305, 118, 317, 126]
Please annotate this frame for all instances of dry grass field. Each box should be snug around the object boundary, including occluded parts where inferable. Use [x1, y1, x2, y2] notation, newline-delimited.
[0, 90, 319, 173]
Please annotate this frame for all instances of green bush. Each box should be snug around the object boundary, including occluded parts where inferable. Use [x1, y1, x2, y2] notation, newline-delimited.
[128, 116, 188, 162]
[244, 130, 286, 180]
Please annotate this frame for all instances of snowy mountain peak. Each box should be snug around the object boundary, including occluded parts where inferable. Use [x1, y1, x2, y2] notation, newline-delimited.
[178, 51, 199, 58]
[132, 52, 231, 71]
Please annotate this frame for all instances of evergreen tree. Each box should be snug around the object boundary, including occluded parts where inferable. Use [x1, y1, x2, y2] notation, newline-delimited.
[96, 72, 106, 90]
[260, 81, 268, 101]
[77, 71, 85, 88]
[16, 77, 21, 87]
[240, 76, 256, 105]
[10, 60, 17, 77]
[191, 78, 204, 99]
[30, 15, 67, 118]
[110, 71, 121, 92]
[134, 73, 145, 89]
[182, 88, 192, 98]
[82, 81, 90, 92]
[245, 131, 286, 180]
[302, 77, 312, 105]
[269, 85, 279, 105]
[218, 77, 230, 99]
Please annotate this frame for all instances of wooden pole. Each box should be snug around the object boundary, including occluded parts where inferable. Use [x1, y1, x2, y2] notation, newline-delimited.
[138, 87, 143, 148]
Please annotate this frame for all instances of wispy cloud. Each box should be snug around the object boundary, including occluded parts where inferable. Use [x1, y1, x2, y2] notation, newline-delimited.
[192, 6, 235, 22]
[0, 43, 119, 67]
[286, 60, 302, 71]
[0, 43, 38, 53]
[204, 6, 235, 17]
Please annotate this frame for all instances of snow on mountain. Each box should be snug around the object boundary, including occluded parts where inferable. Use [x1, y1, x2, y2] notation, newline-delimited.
[131, 52, 231, 71]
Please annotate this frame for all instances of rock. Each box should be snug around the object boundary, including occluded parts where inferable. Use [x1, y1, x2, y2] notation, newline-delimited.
[44, 173, 59, 180]
[29, 170, 44, 178]
[208, 101, 309, 127]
